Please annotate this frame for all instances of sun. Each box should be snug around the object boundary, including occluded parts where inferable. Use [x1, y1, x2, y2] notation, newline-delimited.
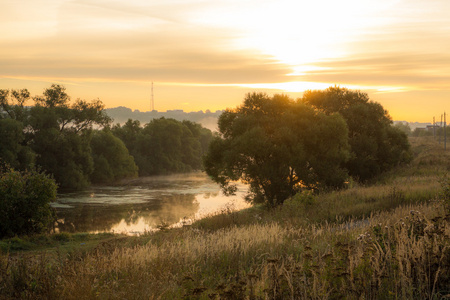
[193, 0, 394, 71]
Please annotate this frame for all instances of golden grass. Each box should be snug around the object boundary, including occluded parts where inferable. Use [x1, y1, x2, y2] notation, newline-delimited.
[1, 137, 449, 299]
[2, 199, 448, 299]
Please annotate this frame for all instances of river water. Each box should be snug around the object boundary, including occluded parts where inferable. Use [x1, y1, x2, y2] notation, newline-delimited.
[52, 172, 249, 235]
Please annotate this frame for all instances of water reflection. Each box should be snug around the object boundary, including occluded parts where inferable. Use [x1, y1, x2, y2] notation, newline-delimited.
[53, 173, 249, 234]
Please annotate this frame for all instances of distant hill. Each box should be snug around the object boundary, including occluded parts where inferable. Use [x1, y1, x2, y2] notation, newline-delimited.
[105, 107, 223, 131]
[105, 107, 434, 133]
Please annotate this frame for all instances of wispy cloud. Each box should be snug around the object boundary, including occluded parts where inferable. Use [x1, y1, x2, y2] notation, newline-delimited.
[0, 0, 449, 120]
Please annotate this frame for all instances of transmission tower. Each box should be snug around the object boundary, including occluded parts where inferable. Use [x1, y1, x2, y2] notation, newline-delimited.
[151, 82, 154, 111]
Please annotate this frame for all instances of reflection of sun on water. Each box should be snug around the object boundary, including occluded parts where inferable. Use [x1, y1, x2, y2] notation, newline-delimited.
[193, 192, 250, 220]
[109, 184, 250, 235]
[110, 218, 155, 235]
[55, 174, 251, 235]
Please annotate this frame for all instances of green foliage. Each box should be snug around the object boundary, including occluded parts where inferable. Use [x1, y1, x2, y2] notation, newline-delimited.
[394, 122, 412, 136]
[90, 129, 138, 184]
[0, 236, 35, 252]
[0, 88, 30, 122]
[52, 232, 72, 242]
[0, 84, 112, 190]
[0, 168, 57, 238]
[303, 86, 412, 181]
[0, 91, 35, 170]
[1, 84, 213, 189]
[33, 127, 94, 191]
[290, 190, 316, 206]
[204, 92, 350, 207]
[112, 117, 213, 176]
[0, 119, 35, 169]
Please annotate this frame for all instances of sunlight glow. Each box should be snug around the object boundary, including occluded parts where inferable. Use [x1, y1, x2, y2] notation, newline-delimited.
[1, 0, 448, 121]
[236, 82, 408, 94]
[192, 0, 397, 69]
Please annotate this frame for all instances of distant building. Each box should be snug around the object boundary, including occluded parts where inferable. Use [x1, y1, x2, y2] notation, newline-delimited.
[426, 124, 440, 132]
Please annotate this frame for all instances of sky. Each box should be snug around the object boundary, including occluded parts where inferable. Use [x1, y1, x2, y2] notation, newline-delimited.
[1, 0, 449, 122]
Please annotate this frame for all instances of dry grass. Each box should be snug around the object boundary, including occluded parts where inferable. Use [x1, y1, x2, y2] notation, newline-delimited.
[1, 199, 448, 299]
[1, 137, 449, 299]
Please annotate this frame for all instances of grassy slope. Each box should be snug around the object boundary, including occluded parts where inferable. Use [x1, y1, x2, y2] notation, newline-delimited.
[1, 137, 449, 299]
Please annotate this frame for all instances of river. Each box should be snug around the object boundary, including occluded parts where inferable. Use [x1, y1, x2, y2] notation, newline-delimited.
[52, 172, 250, 235]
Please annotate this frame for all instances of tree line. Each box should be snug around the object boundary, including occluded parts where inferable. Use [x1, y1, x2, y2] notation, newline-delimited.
[0, 84, 214, 190]
[0, 84, 213, 237]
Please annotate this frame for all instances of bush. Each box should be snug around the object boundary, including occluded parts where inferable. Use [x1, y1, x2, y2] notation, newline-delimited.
[90, 129, 138, 184]
[0, 168, 57, 238]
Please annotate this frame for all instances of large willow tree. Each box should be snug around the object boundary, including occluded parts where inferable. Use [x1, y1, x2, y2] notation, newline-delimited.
[204, 93, 350, 207]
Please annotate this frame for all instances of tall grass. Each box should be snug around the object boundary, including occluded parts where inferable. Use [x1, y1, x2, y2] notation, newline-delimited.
[1, 199, 448, 299]
[0, 137, 449, 299]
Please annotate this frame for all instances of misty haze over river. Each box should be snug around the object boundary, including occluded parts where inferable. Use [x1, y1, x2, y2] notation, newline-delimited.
[52, 173, 249, 234]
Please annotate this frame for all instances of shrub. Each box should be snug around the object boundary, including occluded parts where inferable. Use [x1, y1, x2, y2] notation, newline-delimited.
[0, 167, 57, 238]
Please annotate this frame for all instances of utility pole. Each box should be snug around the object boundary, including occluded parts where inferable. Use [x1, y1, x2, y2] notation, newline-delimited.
[439, 114, 443, 144]
[433, 116, 436, 138]
[445, 112, 447, 150]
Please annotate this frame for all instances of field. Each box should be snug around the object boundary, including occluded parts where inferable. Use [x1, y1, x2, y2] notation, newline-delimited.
[1, 137, 449, 299]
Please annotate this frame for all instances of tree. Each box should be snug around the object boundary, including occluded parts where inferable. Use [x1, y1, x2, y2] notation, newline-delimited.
[182, 120, 214, 156]
[27, 84, 111, 190]
[0, 89, 36, 169]
[0, 88, 30, 122]
[0, 167, 57, 238]
[394, 122, 412, 136]
[112, 118, 213, 176]
[90, 129, 138, 184]
[204, 93, 350, 207]
[0, 84, 113, 190]
[303, 86, 411, 181]
[0, 119, 35, 169]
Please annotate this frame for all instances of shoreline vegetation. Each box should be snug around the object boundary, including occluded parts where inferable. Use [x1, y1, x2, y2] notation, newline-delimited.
[0, 85, 215, 192]
[1, 136, 449, 299]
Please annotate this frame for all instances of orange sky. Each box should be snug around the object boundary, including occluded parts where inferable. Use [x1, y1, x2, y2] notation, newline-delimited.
[1, 0, 449, 122]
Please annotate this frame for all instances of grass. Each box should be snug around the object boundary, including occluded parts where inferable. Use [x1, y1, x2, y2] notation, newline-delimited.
[0, 232, 121, 257]
[0, 137, 449, 299]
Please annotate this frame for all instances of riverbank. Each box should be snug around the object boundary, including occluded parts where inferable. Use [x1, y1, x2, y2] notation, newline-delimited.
[1, 137, 449, 299]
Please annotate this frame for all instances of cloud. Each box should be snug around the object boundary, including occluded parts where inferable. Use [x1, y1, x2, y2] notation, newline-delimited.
[0, 36, 291, 84]
[296, 52, 450, 90]
[0, 0, 297, 85]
